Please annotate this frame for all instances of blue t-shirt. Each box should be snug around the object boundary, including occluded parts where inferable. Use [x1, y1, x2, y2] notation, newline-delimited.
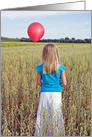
[36, 63, 66, 92]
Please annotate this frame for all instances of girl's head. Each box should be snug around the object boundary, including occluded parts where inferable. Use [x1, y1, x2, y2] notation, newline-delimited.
[42, 43, 60, 74]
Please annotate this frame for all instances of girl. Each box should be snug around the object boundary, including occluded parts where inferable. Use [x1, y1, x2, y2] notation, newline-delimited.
[35, 44, 67, 136]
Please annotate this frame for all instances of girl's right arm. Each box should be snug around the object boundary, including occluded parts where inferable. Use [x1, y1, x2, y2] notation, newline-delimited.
[37, 72, 42, 86]
[61, 70, 67, 86]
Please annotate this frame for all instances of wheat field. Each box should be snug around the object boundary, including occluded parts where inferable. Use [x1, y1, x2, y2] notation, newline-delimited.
[1, 42, 91, 136]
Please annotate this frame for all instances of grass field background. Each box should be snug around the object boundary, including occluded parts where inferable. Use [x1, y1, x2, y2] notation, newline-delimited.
[1, 42, 91, 136]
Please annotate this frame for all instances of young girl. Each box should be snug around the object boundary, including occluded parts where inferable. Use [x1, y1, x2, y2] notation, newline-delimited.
[35, 44, 67, 136]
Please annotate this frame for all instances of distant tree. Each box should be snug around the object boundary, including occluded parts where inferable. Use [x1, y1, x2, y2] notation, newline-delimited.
[71, 38, 75, 43]
[84, 39, 89, 43]
[88, 39, 91, 43]
[60, 38, 65, 43]
[69, 39, 73, 43]
[75, 39, 80, 43]
[19, 37, 91, 43]
[65, 37, 70, 43]
[80, 39, 84, 43]
[75, 39, 83, 43]
[27, 38, 31, 42]
[20, 37, 25, 42]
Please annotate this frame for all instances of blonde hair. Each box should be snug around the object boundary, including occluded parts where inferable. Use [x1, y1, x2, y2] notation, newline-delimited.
[42, 43, 60, 74]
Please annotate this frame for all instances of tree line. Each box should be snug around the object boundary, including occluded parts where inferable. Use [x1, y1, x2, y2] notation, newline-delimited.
[20, 37, 91, 43]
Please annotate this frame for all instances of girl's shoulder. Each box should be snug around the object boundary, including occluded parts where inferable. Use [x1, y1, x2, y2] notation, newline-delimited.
[38, 63, 43, 67]
[59, 63, 66, 73]
[36, 63, 43, 73]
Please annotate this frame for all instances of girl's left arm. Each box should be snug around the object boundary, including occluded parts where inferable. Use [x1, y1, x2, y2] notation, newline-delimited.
[37, 72, 42, 86]
[61, 70, 67, 86]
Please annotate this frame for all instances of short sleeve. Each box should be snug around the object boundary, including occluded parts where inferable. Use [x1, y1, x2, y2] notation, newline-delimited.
[36, 64, 43, 73]
[59, 64, 66, 73]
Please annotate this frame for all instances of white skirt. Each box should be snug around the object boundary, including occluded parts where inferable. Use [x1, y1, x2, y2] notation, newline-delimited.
[35, 92, 65, 136]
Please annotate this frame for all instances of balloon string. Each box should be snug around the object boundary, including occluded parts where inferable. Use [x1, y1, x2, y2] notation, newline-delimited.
[17, 42, 35, 61]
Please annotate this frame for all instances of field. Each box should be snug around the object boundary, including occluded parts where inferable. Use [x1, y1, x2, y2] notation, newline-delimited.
[1, 42, 91, 136]
[1, 37, 20, 42]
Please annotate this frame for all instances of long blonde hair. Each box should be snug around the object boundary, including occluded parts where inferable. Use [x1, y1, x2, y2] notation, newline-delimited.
[42, 43, 60, 74]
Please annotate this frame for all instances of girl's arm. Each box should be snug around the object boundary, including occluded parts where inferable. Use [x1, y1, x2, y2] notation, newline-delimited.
[61, 70, 67, 87]
[37, 72, 42, 86]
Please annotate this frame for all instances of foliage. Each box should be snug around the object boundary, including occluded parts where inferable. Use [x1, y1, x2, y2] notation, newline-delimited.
[1, 36, 91, 43]
[1, 37, 20, 42]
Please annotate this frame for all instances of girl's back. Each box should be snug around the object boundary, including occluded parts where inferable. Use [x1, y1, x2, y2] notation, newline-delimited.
[36, 63, 66, 92]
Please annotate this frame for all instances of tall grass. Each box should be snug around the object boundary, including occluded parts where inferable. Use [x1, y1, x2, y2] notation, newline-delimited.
[1, 43, 91, 136]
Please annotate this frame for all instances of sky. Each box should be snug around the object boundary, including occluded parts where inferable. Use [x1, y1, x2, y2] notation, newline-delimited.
[1, 11, 91, 39]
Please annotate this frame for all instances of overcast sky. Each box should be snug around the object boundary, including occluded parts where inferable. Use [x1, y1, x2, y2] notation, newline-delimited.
[1, 11, 91, 39]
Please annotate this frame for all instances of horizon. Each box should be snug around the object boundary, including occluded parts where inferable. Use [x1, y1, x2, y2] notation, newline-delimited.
[1, 36, 91, 40]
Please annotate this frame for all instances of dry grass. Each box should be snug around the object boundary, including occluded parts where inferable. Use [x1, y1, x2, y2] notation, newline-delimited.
[1, 43, 91, 136]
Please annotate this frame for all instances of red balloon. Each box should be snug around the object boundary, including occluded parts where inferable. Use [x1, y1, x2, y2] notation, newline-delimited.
[27, 22, 45, 42]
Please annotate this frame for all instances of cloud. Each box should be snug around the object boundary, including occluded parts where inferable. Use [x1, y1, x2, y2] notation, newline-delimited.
[84, 22, 89, 25]
[79, 22, 90, 27]
[82, 29, 90, 32]
[1, 11, 67, 20]
[1, 11, 90, 20]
